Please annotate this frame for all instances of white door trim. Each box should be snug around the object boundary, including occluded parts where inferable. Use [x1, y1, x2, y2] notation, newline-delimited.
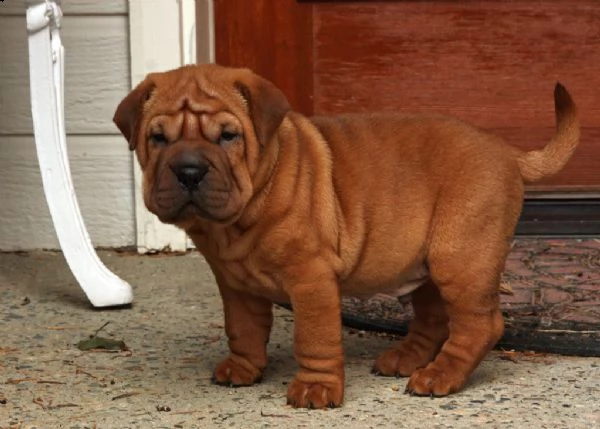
[128, 0, 212, 253]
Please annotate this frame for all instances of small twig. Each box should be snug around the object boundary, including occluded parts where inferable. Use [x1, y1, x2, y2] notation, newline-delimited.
[169, 409, 206, 416]
[46, 326, 73, 331]
[110, 350, 133, 358]
[260, 410, 292, 418]
[6, 378, 36, 385]
[498, 353, 519, 363]
[179, 357, 201, 364]
[37, 380, 67, 385]
[202, 335, 221, 345]
[112, 392, 140, 401]
[49, 403, 80, 409]
[537, 329, 599, 334]
[32, 397, 47, 410]
[75, 368, 99, 379]
[93, 321, 111, 337]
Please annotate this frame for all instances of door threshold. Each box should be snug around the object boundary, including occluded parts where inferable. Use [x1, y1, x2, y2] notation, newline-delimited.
[517, 198, 600, 235]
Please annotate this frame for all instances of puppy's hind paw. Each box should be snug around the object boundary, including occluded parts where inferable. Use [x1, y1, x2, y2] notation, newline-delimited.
[405, 364, 465, 397]
[212, 355, 263, 387]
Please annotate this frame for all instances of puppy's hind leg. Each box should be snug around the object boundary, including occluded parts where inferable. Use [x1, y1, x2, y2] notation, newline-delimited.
[372, 280, 449, 377]
[405, 221, 512, 396]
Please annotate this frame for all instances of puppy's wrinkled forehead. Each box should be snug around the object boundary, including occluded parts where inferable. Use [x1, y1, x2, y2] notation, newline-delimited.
[145, 65, 248, 116]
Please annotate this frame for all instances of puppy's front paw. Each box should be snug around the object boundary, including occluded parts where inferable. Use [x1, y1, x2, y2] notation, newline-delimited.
[405, 364, 466, 397]
[286, 376, 343, 409]
[211, 354, 263, 387]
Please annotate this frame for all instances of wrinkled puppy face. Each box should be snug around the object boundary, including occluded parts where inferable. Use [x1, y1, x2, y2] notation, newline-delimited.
[113, 64, 290, 227]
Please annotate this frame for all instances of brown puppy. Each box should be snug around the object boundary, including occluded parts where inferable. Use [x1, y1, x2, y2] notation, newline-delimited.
[114, 64, 579, 409]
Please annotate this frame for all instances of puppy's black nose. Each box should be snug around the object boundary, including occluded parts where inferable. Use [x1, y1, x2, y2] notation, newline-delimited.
[172, 164, 208, 191]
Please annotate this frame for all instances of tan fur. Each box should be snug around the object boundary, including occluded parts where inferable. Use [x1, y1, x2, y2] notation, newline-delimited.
[114, 64, 580, 409]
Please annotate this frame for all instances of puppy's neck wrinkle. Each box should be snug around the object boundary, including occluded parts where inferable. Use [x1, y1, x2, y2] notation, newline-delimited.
[236, 131, 282, 230]
[267, 113, 341, 258]
[188, 220, 246, 262]
[252, 114, 305, 221]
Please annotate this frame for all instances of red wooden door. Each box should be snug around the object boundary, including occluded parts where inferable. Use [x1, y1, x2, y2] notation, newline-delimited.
[212, 0, 600, 193]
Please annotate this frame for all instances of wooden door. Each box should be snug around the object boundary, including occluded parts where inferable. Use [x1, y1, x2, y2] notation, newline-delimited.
[212, 0, 600, 194]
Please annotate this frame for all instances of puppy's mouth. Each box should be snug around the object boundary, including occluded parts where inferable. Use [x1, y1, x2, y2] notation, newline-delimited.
[150, 159, 241, 223]
[147, 149, 245, 225]
[154, 187, 235, 223]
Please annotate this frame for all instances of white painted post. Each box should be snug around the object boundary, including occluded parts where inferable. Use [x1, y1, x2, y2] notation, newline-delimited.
[27, 2, 133, 307]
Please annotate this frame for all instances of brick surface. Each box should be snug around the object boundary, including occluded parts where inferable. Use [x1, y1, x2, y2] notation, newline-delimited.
[501, 238, 600, 326]
[343, 238, 600, 337]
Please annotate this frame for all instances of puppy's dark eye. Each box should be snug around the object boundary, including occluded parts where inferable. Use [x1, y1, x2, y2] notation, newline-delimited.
[219, 131, 239, 144]
[151, 133, 168, 145]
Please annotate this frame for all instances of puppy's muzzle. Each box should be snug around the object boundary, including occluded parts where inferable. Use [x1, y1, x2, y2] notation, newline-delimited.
[170, 154, 209, 193]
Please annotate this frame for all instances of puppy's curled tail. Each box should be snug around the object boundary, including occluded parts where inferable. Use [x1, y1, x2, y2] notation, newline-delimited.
[516, 83, 580, 183]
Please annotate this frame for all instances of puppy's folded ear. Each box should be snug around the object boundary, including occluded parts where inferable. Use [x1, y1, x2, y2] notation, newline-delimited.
[234, 72, 291, 146]
[113, 78, 155, 150]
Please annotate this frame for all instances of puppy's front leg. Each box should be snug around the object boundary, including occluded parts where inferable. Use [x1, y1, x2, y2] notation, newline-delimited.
[285, 277, 344, 409]
[212, 277, 273, 387]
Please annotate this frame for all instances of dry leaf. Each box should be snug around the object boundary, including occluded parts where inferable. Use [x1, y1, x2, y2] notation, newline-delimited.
[499, 281, 514, 295]
[77, 336, 128, 351]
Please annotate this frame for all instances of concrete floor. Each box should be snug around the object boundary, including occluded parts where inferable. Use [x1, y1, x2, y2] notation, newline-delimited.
[0, 250, 598, 429]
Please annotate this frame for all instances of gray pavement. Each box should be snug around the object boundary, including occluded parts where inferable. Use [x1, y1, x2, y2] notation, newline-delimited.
[0, 250, 598, 429]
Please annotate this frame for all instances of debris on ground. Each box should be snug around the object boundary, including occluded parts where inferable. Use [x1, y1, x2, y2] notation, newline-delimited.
[76, 322, 129, 351]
